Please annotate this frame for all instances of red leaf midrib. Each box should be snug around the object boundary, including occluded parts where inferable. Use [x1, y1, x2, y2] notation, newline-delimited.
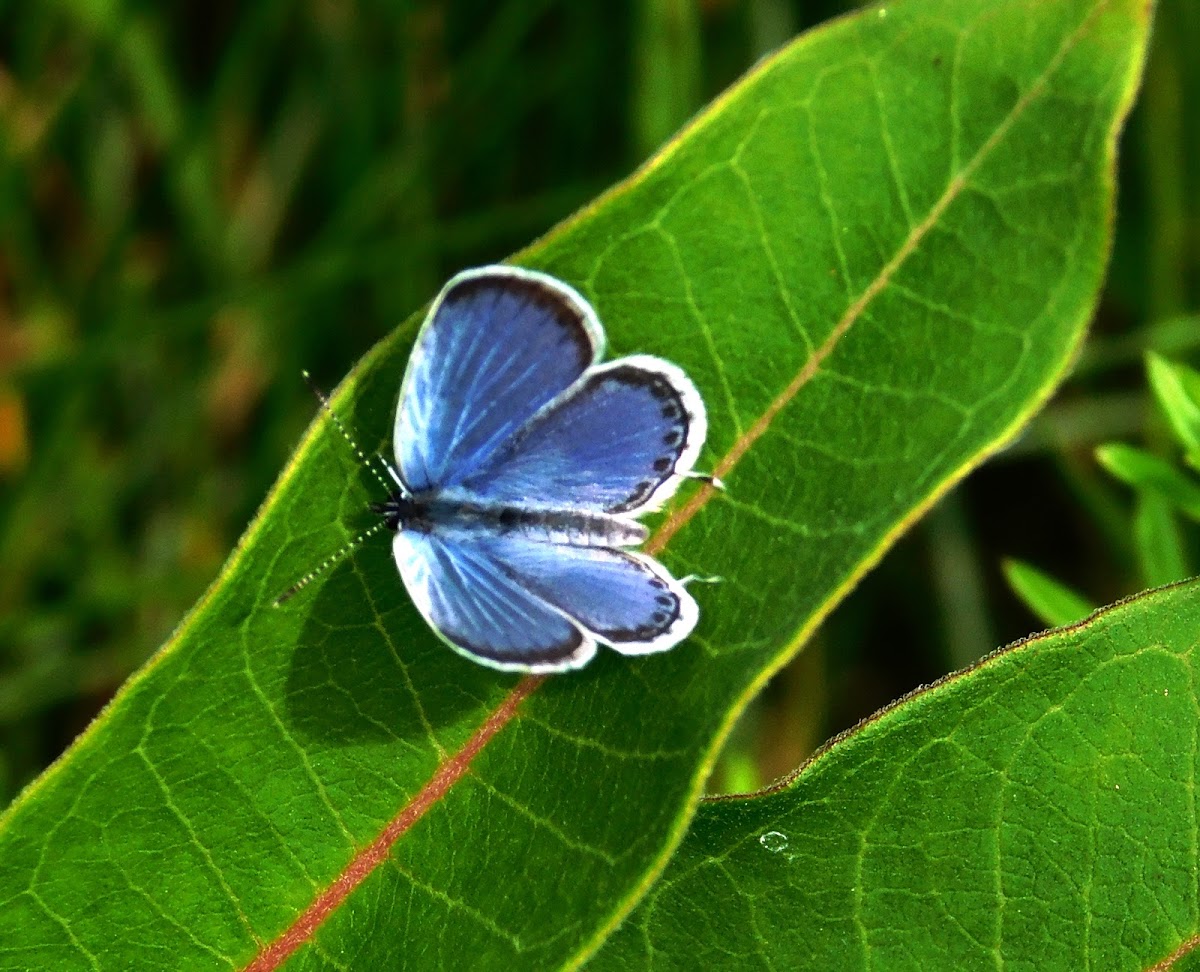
[243, 674, 543, 971]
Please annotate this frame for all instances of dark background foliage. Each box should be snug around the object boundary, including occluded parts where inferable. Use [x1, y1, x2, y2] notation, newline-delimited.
[0, 0, 1196, 804]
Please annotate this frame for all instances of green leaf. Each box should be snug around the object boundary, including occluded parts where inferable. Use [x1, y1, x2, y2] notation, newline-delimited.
[1147, 351, 1200, 469]
[1134, 490, 1191, 587]
[597, 579, 1200, 970]
[1096, 441, 1200, 519]
[0, 0, 1149, 968]
[1002, 558, 1095, 627]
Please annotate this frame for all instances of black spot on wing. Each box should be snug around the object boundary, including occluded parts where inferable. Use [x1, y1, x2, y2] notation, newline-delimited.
[597, 364, 693, 514]
[603, 571, 682, 643]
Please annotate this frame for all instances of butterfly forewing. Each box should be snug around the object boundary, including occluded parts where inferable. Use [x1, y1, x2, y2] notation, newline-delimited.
[449, 356, 706, 515]
[394, 267, 603, 492]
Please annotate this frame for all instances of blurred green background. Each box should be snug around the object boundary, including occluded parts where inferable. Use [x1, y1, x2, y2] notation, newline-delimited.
[0, 0, 1196, 804]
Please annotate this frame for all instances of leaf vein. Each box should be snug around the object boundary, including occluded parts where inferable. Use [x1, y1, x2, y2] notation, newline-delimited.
[470, 777, 619, 866]
[133, 741, 260, 948]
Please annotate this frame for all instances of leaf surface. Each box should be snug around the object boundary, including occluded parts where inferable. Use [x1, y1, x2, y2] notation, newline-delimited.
[597, 580, 1200, 971]
[0, 0, 1148, 968]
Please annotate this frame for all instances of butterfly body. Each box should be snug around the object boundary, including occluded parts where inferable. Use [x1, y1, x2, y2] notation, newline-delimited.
[372, 494, 647, 548]
[377, 265, 708, 673]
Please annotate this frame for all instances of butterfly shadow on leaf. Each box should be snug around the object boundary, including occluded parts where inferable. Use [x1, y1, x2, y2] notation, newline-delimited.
[282, 536, 502, 747]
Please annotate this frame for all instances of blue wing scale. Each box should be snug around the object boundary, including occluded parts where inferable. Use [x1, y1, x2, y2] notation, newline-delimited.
[392, 531, 595, 672]
[391, 530, 697, 671]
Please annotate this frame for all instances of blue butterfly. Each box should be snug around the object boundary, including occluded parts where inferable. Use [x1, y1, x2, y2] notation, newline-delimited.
[368, 265, 708, 673]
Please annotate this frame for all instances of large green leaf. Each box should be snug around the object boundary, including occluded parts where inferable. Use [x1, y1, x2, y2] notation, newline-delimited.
[598, 579, 1200, 970]
[0, 0, 1148, 968]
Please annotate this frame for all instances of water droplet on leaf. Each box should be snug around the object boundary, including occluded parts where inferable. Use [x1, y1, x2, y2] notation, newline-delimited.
[759, 830, 789, 853]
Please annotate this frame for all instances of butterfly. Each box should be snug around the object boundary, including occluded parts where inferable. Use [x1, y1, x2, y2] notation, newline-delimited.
[320, 265, 708, 673]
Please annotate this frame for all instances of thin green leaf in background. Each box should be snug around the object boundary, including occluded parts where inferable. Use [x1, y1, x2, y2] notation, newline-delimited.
[1096, 442, 1200, 520]
[1134, 491, 1191, 587]
[1147, 352, 1200, 468]
[1002, 558, 1096, 628]
[633, 0, 704, 158]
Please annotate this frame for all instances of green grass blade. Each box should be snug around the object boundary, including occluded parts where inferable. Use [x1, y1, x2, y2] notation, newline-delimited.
[1096, 441, 1200, 520]
[1147, 352, 1200, 464]
[1002, 558, 1096, 628]
[1134, 490, 1191, 587]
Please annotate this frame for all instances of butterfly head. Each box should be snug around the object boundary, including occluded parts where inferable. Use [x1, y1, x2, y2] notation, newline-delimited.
[370, 492, 419, 532]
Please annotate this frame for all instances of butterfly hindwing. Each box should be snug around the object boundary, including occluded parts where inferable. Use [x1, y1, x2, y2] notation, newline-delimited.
[482, 534, 699, 654]
[391, 528, 698, 672]
[392, 530, 595, 672]
[395, 267, 603, 493]
[450, 355, 706, 515]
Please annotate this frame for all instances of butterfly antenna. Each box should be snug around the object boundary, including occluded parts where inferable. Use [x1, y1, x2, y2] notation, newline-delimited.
[302, 370, 395, 494]
[680, 574, 723, 587]
[273, 519, 391, 606]
[373, 451, 407, 492]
